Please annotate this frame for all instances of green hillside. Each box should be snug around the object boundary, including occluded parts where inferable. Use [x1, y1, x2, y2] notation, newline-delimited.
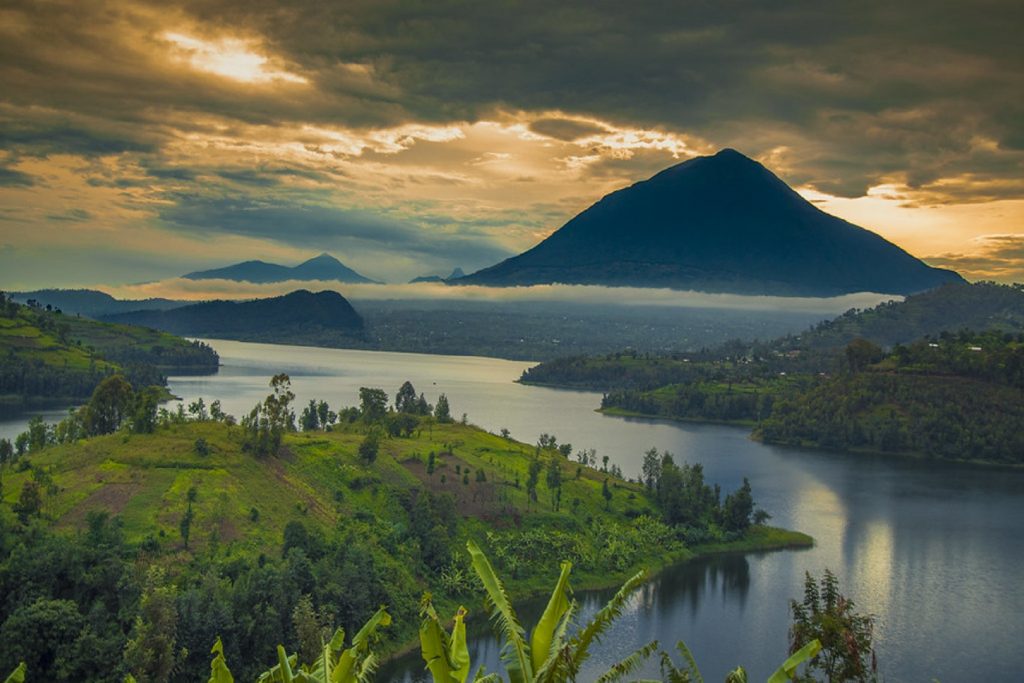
[0, 378, 809, 681]
[0, 293, 217, 409]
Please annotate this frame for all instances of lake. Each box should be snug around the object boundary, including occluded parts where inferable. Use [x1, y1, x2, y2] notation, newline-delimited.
[4, 338, 1022, 681]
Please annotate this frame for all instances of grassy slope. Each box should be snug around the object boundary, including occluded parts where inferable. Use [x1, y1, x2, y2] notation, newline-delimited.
[0, 420, 809, 582]
[0, 310, 115, 373]
[59, 315, 215, 371]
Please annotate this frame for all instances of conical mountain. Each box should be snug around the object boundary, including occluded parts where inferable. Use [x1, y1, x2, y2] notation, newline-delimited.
[460, 149, 963, 296]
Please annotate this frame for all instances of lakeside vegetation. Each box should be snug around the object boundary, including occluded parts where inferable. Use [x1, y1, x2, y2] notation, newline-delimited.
[0, 374, 810, 682]
[522, 283, 1024, 465]
[0, 293, 218, 412]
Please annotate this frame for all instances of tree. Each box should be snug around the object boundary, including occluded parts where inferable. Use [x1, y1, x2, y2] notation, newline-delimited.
[526, 458, 542, 503]
[300, 399, 320, 431]
[13, 480, 42, 523]
[292, 594, 330, 668]
[180, 487, 197, 550]
[790, 570, 876, 683]
[241, 374, 295, 456]
[722, 478, 755, 532]
[359, 387, 388, 422]
[83, 374, 134, 436]
[545, 457, 562, 510]
[26, 416, 49, 452]
[602, 478, 612, 510]
[395, 381, 419, 413]
[358, 430, 380, 465]
[426, 451, 436, 476]
[641, 447, 662, 490]
[433, 394, 452, 423]
[124, 567, 185, 683]
[844, 338, 884, 373]
[130, 386, 162, 434]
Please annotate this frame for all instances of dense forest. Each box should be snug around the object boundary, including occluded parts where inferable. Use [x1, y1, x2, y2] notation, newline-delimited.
[524, 283, 1024, 465]
[0, 374, 809, 682]
[756, 332, 1024, 462]
[0, 293, 217, 410]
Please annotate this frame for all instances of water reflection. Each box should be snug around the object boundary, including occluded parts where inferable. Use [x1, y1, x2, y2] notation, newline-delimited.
[4, 340, 1022, 681]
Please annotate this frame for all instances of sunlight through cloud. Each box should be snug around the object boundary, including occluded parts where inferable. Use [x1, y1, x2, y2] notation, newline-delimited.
[163, 31, 307, 84]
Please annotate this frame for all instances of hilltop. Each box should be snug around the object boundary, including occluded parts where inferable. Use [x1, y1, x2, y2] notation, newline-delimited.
[0, 294, 217, 409]
[460, 149, 962, 296]
[102, 289, 365, 342]
[183, 253, 376, 284]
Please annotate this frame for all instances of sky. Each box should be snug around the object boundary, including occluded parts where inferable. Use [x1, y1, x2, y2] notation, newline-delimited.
[0, 0, 1022, 292]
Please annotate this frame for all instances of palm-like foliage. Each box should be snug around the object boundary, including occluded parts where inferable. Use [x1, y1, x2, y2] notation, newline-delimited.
[456, 539, 659, 683]
[651, 638, 822, 683]
[3, 663, 26, 683]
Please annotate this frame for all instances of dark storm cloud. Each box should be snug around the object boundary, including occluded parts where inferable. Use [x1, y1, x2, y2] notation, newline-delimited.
[0, 166, 34, 186]
[171, 0, 1023, 199]
[528, 118, 610, 142]
[158, 193, 514, 266]
[2, 0, 1021, 203]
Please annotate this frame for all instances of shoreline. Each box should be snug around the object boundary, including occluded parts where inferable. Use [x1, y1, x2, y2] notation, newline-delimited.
[380, 524, 813, 663]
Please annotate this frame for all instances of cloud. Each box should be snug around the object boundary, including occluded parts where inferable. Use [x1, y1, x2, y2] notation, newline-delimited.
[1, 0, 1022, 288]
[155, 193, 515, 277]
[926, 234, 1024, 282]
[101, 276, 901, 314]
[0, 165, 33, 186]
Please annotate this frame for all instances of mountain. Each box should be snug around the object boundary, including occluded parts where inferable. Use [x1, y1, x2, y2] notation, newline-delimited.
[103, 289, 364, 339]
[409, 267, 466, 284]
[183, 253, 376, 284]
[10, 289, 185, 317]
[459, 149, 963, 296]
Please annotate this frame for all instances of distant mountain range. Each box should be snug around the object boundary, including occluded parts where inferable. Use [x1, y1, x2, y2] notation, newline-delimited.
[183, 253, 376, 284]
[409, 267, 466, 284]
[459, 149, 963, 297]
[10, 289, 186, 317]
[103, 290, 364, 338]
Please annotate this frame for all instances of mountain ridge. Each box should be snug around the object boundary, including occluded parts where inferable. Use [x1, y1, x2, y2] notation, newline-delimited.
[183, 253, 376, 284]
[102, 289, 365, 338]
[459, 149, 963, 296]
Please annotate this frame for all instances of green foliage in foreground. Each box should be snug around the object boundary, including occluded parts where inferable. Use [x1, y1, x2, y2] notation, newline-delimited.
[0, 378, 810, 682]
[0, 541, 836, 682]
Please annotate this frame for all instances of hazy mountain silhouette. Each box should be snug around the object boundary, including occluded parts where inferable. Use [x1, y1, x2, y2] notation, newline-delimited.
[10, 289, 185, 317]
[459, 149, 963, 296]
[183, 253, 376, 284]
[104, 290, 364, 336]
[410, 266, 467, 284]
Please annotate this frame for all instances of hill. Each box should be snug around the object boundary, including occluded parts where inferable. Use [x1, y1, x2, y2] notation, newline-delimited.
[755, 332, 1024, 463]
[522, 282, 1024, 388]
[0, 380, 809, 681]
[102, 289, 365, 341]
[782, 281, 1024, 351]
[0, 294, 218, 410]
[460, 149, 962, 296]
[10, 289, 185, 317]
[183, 252, 376, 284]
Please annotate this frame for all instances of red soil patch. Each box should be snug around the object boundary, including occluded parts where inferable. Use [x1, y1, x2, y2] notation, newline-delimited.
[401, 453, 518, 522]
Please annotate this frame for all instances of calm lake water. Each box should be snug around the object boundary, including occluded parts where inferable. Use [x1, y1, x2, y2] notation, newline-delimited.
[4, 338, 1022, 681]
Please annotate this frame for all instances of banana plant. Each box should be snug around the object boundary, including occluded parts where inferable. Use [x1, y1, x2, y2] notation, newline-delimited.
[419, 596, 478, 683]
[652, 637, 822, 683]
[4, 663, 25, 683]
[460, 539, 660, 683]
[209, 637, 234, 683]
[254, 606, 392, 683]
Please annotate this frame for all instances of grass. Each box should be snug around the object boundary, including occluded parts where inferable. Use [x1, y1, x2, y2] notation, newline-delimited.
[0, 418, 815, 640]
